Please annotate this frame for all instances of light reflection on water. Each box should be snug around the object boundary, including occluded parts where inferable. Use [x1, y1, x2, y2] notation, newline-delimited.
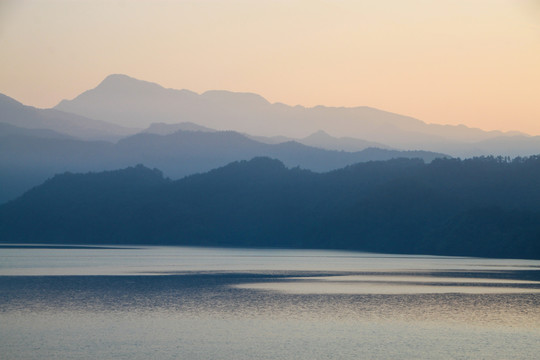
[236, 281, 540, 294]
[1, 244, 539, 275]
[0, 245, 539, 359]
[235, 274, 540, 294]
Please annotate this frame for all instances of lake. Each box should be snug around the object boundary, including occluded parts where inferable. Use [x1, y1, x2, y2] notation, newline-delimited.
[1, 245, 539, 359]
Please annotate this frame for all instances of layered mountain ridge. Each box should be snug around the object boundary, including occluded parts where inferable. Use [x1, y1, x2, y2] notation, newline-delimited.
[0, 121, 445, 204]
[54, 74, 528, 155]
[2, 74, 540, 205]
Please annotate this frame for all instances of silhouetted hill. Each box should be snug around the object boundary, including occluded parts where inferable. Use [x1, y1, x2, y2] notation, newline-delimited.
[141, 121, 295, 145]
[299, 130, 390, 151]
[0, 128, 446, 204]
[54, 74, 532, 156]
[142, 122, 216, 135]
[141, 123, 391, 152]
[115, 130, 445, 177]
[0, 93, 137, 140]
[1, 156, 539, 259]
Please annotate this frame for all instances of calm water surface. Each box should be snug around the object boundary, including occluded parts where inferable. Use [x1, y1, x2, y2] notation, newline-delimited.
[1, 245, 539, 359]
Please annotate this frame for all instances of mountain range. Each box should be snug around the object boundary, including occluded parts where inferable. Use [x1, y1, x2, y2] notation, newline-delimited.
[2, 75, 540, 258]
[2, 73, 540, 204]
[2, 74, 540, 157]
[53, 74, 539, 157]
[2, 156, 539, 259]
[0, 120, 444, 204]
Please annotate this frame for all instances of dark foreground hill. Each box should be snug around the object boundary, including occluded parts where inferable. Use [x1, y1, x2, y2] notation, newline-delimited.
[1, 156, 539, 259]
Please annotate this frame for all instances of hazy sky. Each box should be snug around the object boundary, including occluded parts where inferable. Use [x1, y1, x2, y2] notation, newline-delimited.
[1, 0, 539, 134]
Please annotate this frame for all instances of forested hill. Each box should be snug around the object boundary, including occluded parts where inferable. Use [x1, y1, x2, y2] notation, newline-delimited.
[1, 156, 539, 259]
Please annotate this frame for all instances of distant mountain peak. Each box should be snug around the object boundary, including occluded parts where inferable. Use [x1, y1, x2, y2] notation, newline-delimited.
[102, 73, 134, 82]
[305, 130, 332, 139]
[94, 73, 165, 92]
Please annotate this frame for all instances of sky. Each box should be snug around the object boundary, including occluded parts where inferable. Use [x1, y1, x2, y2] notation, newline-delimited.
[1, 0, 539, 135]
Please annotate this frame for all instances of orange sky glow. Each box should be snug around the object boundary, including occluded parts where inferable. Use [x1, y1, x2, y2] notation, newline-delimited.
[1, 0, 539, 134]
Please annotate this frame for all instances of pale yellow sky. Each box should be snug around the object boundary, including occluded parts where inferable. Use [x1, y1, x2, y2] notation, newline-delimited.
[1, 0, 539, 134]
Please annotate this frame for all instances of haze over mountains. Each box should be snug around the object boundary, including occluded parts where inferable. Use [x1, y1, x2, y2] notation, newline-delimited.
[2, 73, 540, 205]
[0, 93, 135, 141]
[54, 74, 539, 157]
[0, 118, 444, 204]
[1, 74, 540, 258]
[1, 73, 539, 158]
